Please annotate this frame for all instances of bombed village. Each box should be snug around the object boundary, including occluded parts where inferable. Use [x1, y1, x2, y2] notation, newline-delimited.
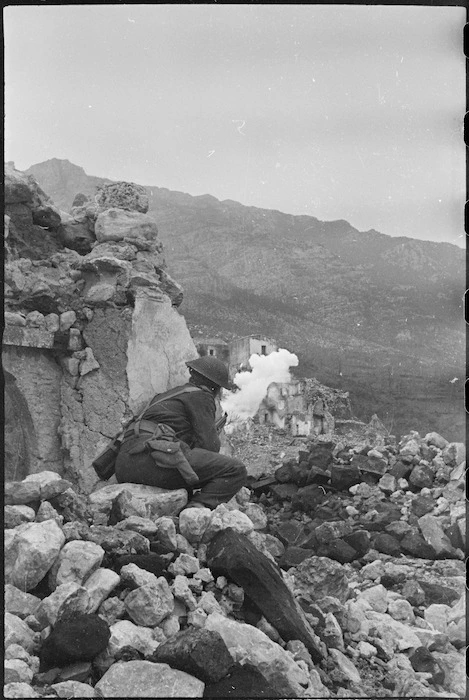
[4, 6, 466, 700]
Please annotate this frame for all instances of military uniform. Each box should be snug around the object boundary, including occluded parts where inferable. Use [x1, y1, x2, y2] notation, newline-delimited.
[115, 382, 247, 508]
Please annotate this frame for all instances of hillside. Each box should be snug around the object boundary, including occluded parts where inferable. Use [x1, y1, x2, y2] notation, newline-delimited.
[25, 159, 465, 440]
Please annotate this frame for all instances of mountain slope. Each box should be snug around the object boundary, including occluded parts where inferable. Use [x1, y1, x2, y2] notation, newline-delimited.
[25, 159, 465, 440]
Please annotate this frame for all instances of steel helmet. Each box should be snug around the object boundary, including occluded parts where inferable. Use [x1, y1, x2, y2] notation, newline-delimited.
[186, 356, 232, 390]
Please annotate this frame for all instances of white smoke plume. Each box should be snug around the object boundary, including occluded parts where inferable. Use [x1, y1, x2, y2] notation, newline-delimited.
[221, 348, 299, 425]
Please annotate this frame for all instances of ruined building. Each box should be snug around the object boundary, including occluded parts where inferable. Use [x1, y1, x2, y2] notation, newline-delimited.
[196, 334, 277, 379]
[257, 377, 353, 437]
[3, 165, 199, 493]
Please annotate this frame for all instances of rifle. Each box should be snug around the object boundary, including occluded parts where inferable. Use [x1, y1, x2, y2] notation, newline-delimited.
[216, 412, 228, 433]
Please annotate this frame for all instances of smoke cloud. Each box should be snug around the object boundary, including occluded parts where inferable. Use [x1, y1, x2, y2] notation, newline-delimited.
[221, 348, 299, 423]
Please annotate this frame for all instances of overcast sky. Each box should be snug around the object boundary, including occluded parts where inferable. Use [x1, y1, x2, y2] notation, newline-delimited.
[4, 4, 465, 246]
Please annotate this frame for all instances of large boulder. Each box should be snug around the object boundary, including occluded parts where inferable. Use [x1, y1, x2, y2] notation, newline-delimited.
[95, 660, 204, 697]
[39, 613, 111, 671]
[207, 529, 325, 663]
[48, 540, 105, 589]
[149, 628, 233, 683]
[6, 520, 65, 591]
[205, 613, 328, 697]
[88, 484, 188, 523]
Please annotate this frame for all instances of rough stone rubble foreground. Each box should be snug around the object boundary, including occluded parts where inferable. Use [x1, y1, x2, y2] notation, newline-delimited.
[4, 428, 465, 698]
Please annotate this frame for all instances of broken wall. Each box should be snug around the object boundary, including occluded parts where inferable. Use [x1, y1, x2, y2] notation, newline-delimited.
[3, 165, 198, 493]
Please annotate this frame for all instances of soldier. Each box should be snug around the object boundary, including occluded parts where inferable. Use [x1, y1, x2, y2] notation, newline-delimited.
[115, 357, 247, 509]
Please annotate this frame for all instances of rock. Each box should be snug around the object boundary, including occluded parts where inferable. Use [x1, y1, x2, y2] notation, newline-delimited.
[372, 533, 401, 556]
[97, 661, 205, 697]
[278, 546, 314, 568]
[329, 648, 361, 683]
[5, 505, 36, 528]
[171, 575, 198, 611]
[5, 480, 41, 505]
[203, 662, 280, 698]
[95, 209, 158, 244]
[424, 604, 450, 633]
[48, 540, 105, 589]
[357, 584, 388, 613]
[5, 658, 34, 684]
[377, 473, 396, 493]
[113, 553, 168, 578]
[153, 516, 178, 550]
[202, 505, 254, 542]
[314, 520, 353, 544]
[207, 529, 324, 662]
[83, 568, 120, 613]
[88, 483, 187, 521]
[83, 526, 150, 555]
[242, 503, 268, 529]
[108, 489, 148, 524]
[441, 442, 465, 466]
[423, 432, 448, 450]
[107, 620, 161, 657]
[411, 494, 435, 517]
[119, 563, 160, 589]
[343, 530, 371, 557]
[291, 484, 327, 513]
[35, 501, 64, 525]
[36, 582, 90, 626]
[114, 516, 158, 537]
[318, 539, 358, 564]
[178, 507, 212, 544]
[149, 627, 234, 683]
[357, 640, 378, 658]
[365, 610, 422, 650]
[97, 596, 126, 626]
[307, 442, 334, 468]
[95, 181, 149, 213]
[409, 463, 435, 489]
[5, 613, 36, 653]
[168, 553, 200, 576]
[330, 463, 361, 490]
[292, 555, 352, 604]
[4, 682, 40, 698]
[431, 650, 465, 696]
[423, 432, 448, 449]
[418, 514, 456, 558]
[402, 580, 426, 606]
[409, 646, 445, 685]
[5, 584, 40, 619]
[387, 598, 415, 623]
[39, 613, 111, 671]
[206, 613, 328, 697]
[6, 519, 65, 591]
[124, 578, 174, 626]
[51, 680, 97, 698]
[58, 218, 95, 253]
[401, 532, 437, 559]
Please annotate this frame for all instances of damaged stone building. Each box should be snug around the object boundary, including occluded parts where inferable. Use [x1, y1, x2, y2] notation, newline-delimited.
[196, 334, 277, 380]
[3, 165, 199, 493]
[257, 377, 353, 437]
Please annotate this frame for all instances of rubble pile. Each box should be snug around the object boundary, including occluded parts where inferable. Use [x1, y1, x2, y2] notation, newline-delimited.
[4, 427, 465, 698]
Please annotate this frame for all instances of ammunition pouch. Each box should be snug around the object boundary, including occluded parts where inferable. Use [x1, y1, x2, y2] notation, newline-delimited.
[128, 422, 200, 487]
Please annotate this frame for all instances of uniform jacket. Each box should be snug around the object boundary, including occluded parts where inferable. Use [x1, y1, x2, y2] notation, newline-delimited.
[143, 382, 221, 453]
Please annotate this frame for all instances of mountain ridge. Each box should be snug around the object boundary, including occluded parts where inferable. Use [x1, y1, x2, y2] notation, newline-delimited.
[24, 159, 464, 440]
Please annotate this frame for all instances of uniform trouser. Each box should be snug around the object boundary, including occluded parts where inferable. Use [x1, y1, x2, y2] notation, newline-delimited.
[115, 436, 247, 509]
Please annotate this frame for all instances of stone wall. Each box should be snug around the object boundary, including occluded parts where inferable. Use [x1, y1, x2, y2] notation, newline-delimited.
[3, 165, 199, 493]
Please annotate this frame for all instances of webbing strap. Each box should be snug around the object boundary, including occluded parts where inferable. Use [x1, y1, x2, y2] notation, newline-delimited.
[131, 385, 202, 438]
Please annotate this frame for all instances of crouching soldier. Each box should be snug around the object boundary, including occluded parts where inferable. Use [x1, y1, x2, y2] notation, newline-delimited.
[115, 357, 247, 509]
